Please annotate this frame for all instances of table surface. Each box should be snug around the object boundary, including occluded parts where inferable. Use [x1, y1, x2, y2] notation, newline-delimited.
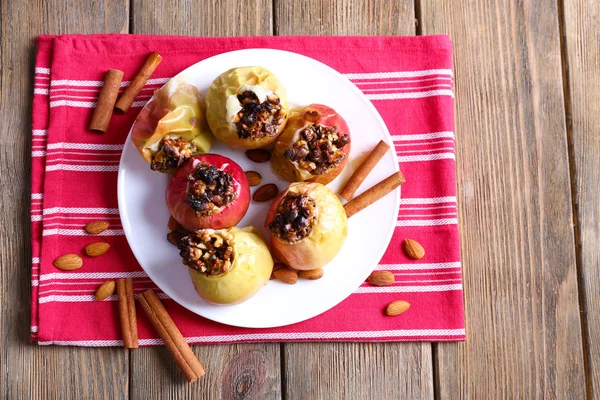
[1, 0, 598, 399]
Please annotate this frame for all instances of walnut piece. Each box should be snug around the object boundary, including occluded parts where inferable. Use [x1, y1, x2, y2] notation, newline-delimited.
[177, 230, 234, 275]
[268, 193, 316, 243]
[186, 162, 237, 216]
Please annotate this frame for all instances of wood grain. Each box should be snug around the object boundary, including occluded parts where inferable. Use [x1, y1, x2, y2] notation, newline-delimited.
[274, 2, 435, 399]
[131, 0, 272, 36]
[128, 1, 281, 399]
[0, 0, 129, 398]
[274, 0, 415, 36]
[562, 0, 600, 397]
[420, 0, 587, 398]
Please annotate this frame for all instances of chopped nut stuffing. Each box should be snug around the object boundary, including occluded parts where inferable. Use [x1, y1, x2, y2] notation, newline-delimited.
[177, 230, 234, 275]
[268, 193, 316, 243]
[236, 91, 285, 140]
[186, 162, 237, 215]
[151, 135, 197, 172]
[284, 124, 350, 175]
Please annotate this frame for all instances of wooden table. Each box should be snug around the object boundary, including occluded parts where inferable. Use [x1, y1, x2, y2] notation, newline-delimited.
[1, 0, 598, 398]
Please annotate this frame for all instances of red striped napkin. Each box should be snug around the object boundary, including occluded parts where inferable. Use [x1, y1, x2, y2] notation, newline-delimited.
[31, 34, 464, 346]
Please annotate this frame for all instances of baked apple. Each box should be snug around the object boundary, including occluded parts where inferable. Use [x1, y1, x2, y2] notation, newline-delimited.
[205, 66, 289, 149]
[132, 77, 213, 173]
[271, 104, 351, 185]
[178, 226, 273, 305]
[265, 182, 348, 270]
[166, 154, 250, 231]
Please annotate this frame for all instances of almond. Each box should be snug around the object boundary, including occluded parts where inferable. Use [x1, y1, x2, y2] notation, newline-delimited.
[367, 270, 395, 286]
[85, 221, 109, 235]
[298, 268, 324, 280]
[270, 262, 285, 279]
[245, 171, 262, 187]
[274, 267, 298, 284]
[53, 254, 83, 271]
[167, 231, 185, 246]
[168, 216, 180, 232]
[253, 184, 279, 202]
[402, 239, 425, 260]
[84, 242, 110, 257]
[245, 149, 271, 163]
[95, 280, 116, 300]
[385, 300, 411, 316]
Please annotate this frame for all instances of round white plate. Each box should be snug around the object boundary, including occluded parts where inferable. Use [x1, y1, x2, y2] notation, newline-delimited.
[118, 49, 400, 328]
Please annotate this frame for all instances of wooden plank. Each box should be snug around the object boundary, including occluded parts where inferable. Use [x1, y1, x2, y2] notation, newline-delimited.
[420, 1, 587, 398]
[128, 1, 281, 399]
[561, 0, 600, 397]
[0, 0, 130, 399]
[131, 0, 273, 35]
[274, 2, 434, 399]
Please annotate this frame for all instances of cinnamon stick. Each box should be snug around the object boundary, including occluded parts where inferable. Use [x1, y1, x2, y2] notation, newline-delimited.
[139, 290, 205, 383]
[89, 69, 124, 133]
[339, 140, 390, 200]
[343, 171, 405, 218]
[116, 278, 138, 348]
[115, 52, 162, 113]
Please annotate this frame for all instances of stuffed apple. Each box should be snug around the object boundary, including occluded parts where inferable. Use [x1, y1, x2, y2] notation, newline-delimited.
[178, 226, 273, 305]
[271, 104, 350, 185]
[132, 77, 213, 173]
[205, 66, 289, 149]
[166, 154, 250, 231]
[265, 182, 347, 270]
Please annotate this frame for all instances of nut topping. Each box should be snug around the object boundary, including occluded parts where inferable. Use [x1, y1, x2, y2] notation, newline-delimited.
[186, 162, 236, 216]
[284, 123, 350, 176]
[178, 230, 234, 276]
[235, 90, 285, 140]
[268, 193, 316, 243]
[150, 135, 197, 172]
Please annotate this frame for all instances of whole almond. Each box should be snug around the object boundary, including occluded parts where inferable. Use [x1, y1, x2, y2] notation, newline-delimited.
[367, 270, 395, 286]
[402, 239, 425, 260]
[253, 184, 279, 202]
[274, 268, 298, 284]
[95, 280, 116, 300]
[245, 149, 271, 163]
[298, 268, 324, 280]
[271, 262, 285, 279]
[85, 221, 109, 235]
[245, 171, 262, 187]
[53, 254, 83, 271]
[84, 242, 110, 257]
[168, 216, 180, 232]
[385, 300, 411, 316]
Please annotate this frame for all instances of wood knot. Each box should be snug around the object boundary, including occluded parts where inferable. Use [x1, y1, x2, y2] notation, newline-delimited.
[220, 349, 267, 399]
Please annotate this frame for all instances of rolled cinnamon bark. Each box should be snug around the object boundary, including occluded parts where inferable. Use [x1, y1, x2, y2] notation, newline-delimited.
[89, 69, 124, 133]
[139, 290, 205, 383]
[339, 140, 390, 200]
[115, 52, 162, 113]
[343, 171, 405, 218]
[116, 278, 138, 348]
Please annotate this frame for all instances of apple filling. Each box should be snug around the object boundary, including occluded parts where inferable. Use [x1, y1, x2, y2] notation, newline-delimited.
[268, 193, 317, 243]
[178, 230, 234, 275]
[150, 135, 197, 172]
[186, 162, 236, 216]
[234, 90, 285, 140]
[284, 124, 350, 175]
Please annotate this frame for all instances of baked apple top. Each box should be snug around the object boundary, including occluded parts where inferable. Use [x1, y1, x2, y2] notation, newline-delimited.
[131, 77, 213, 173]
[166, 154, 250, 231]
[179, 226, 273, 305]
[205, 66, 289, 149]
[272, 104, 350, 185]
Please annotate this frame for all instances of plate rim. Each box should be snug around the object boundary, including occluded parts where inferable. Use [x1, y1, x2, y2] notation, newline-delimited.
[117, 48, 401, 328]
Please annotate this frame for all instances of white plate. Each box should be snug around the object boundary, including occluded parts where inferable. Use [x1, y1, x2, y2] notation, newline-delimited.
[118, 49, 400, 328]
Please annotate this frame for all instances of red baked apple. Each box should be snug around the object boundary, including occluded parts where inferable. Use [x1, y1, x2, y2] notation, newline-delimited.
[166, 154, 250, 231]
[265, 182, 348, 270]
[271, 104, 351, 185]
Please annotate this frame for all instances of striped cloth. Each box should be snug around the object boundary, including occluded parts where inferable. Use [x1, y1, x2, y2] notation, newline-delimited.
[31, 35, 465, 346]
